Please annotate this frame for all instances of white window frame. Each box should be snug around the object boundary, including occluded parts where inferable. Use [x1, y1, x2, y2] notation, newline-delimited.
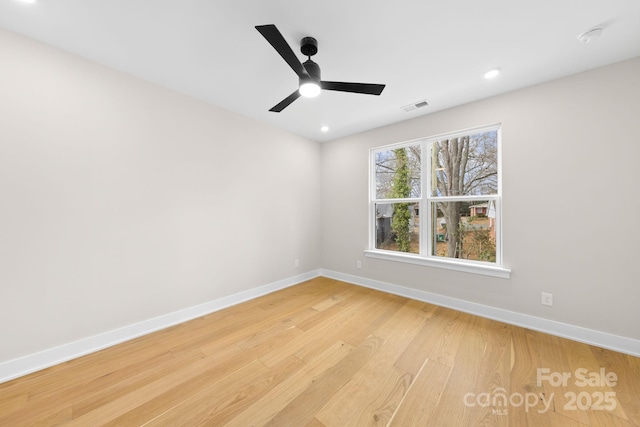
[365, 124, 511, 279]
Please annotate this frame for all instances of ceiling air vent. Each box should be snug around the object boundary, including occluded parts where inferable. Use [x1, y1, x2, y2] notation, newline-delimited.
[401, 99, 429, 112]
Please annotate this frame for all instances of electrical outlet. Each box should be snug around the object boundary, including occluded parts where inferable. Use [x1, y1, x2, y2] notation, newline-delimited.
[541, 292, 553, 306]
[356, 260, 362, 269]
[294, 259, 299, 268]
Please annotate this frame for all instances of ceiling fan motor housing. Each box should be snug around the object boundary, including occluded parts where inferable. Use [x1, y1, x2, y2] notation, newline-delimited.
[301, 37, 320, 86]
[300, 36, 318, 57]
[301, 59, 321, 85]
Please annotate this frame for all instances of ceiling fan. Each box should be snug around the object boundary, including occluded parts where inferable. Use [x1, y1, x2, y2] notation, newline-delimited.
[255, 24, 386, 112]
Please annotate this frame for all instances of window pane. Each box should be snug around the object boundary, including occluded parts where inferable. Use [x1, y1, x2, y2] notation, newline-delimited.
[432, 129, 497, 196]
[375, 145, 421, 199]
[375, 203, 420, 254]
[431, 200, 496, 262]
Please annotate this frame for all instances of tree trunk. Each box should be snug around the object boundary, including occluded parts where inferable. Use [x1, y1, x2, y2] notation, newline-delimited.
[445, 201, 461, 258]
[436, 136, 469, 258]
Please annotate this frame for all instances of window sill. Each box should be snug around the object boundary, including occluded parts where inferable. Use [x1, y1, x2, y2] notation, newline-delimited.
[363, 250, 511, 279]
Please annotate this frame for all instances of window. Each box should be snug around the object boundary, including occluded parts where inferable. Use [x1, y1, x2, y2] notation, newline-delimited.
[367, 124, 510, 278]
[374, 144, 421, 253]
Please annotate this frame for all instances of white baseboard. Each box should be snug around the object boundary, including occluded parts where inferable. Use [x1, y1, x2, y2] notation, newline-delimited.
[0, 270, 321, 384]
[320, 269, 640, 357]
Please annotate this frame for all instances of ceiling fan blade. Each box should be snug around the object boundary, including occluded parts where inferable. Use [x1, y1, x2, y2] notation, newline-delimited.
[269, 90, 301, 112]
[321, 81, 386, 95]
[256, 24, 310, 80]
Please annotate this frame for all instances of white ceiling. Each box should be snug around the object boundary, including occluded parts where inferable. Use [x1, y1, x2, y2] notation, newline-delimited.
[1, 0, 639, 142]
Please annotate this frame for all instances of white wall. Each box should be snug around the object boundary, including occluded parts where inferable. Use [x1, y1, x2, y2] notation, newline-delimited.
[0, 29, 321, 363]
[2, 24, 638, 371]
[321, 57, 640, 341]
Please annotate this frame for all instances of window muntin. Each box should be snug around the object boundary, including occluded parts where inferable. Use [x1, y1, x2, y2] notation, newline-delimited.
[370, 125, 502, 268]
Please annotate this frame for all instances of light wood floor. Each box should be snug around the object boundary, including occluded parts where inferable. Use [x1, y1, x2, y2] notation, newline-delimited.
[1, 277, 639, 426]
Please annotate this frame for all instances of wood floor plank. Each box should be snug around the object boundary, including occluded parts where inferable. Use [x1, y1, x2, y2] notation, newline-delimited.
[0, 349, 198, 426]
[564, 339, 630, 422]
[100, 355, 275, 426]
[587, 410, 637, 427]
[337, 291, 407, 346]
[394, 305, 462, 375]
[0, 277, 638, 426]
[295, 285, 374, 332]
[0, 392, 28, 417]
[396, 305, 470, 370]
[223, 339, 355, 427]
[292, 290, 393, 362]
[257, 288, 390, 367]
[388, 359, 452, 426]
[317, 365, 412, 426]
[256, 314, 352, 368]
[589, 346, 640, 426]
[315, 299, 429, 426]
[535, 333, 590, 425]
[428, 313, 502, 426]
[472, 318, 511, 426]
[305, 417, 327, 427]
[69, 350, 203, 419]
[66, 344, 254, 425]
[508, 326, 555, 427]
[134, 357, 293, 426]
[263, 335, 381, 427]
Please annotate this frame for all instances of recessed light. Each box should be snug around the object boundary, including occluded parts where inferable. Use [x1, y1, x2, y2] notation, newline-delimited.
[320, 125, 329, 133]
[484, 68, 501, 79]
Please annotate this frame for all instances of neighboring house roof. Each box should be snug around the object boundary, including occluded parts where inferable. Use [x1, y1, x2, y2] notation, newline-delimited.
[376, 204, 394, 219]
[376, 204, 416, 219]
